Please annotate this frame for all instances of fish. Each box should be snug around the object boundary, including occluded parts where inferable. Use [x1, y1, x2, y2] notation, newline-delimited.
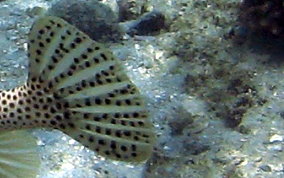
[0, 16, 156, 177]
[0, 131, 39, 177]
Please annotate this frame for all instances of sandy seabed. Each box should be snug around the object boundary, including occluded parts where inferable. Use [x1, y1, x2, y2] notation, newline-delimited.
[0, 0, 283, 177]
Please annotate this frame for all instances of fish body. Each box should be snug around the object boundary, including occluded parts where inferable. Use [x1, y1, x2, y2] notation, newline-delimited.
[0, 16, 155, 177]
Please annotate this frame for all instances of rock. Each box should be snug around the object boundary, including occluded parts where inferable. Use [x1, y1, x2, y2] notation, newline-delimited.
[47, 0, 123, 42]
[122, 10, 166, 36]
[259, 165, 272, 172]
[269, 134, 283, 143]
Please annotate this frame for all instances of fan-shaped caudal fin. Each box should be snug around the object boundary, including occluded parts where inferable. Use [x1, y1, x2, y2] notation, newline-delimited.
[26, 16, 155, 162]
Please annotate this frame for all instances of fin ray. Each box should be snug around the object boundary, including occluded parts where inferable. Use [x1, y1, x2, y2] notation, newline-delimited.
[47, 40, 93, 80]
[0, 131, 40, 178]
[64, 81, 131, 100]
[55, 59, 116, 89]
[70, 105, 146, 113]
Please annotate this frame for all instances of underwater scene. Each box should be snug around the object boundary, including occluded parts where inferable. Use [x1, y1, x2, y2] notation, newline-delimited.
[0, 0, 283, 177]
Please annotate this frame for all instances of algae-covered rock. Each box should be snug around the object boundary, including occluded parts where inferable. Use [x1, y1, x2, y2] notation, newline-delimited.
[47, 0, 123, 42]
[117, 0, 147, 22]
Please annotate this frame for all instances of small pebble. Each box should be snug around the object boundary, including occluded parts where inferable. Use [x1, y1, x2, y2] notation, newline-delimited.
[269, 134, 283, 143]
[259, 165, 272, 172]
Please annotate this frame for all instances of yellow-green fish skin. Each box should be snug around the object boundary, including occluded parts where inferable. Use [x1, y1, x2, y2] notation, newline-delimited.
[0, 82, 57, 130]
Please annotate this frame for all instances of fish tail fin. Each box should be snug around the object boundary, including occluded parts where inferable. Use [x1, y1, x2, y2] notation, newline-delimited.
[0, 131, 40, 178]
[27, 16, 155, 162]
